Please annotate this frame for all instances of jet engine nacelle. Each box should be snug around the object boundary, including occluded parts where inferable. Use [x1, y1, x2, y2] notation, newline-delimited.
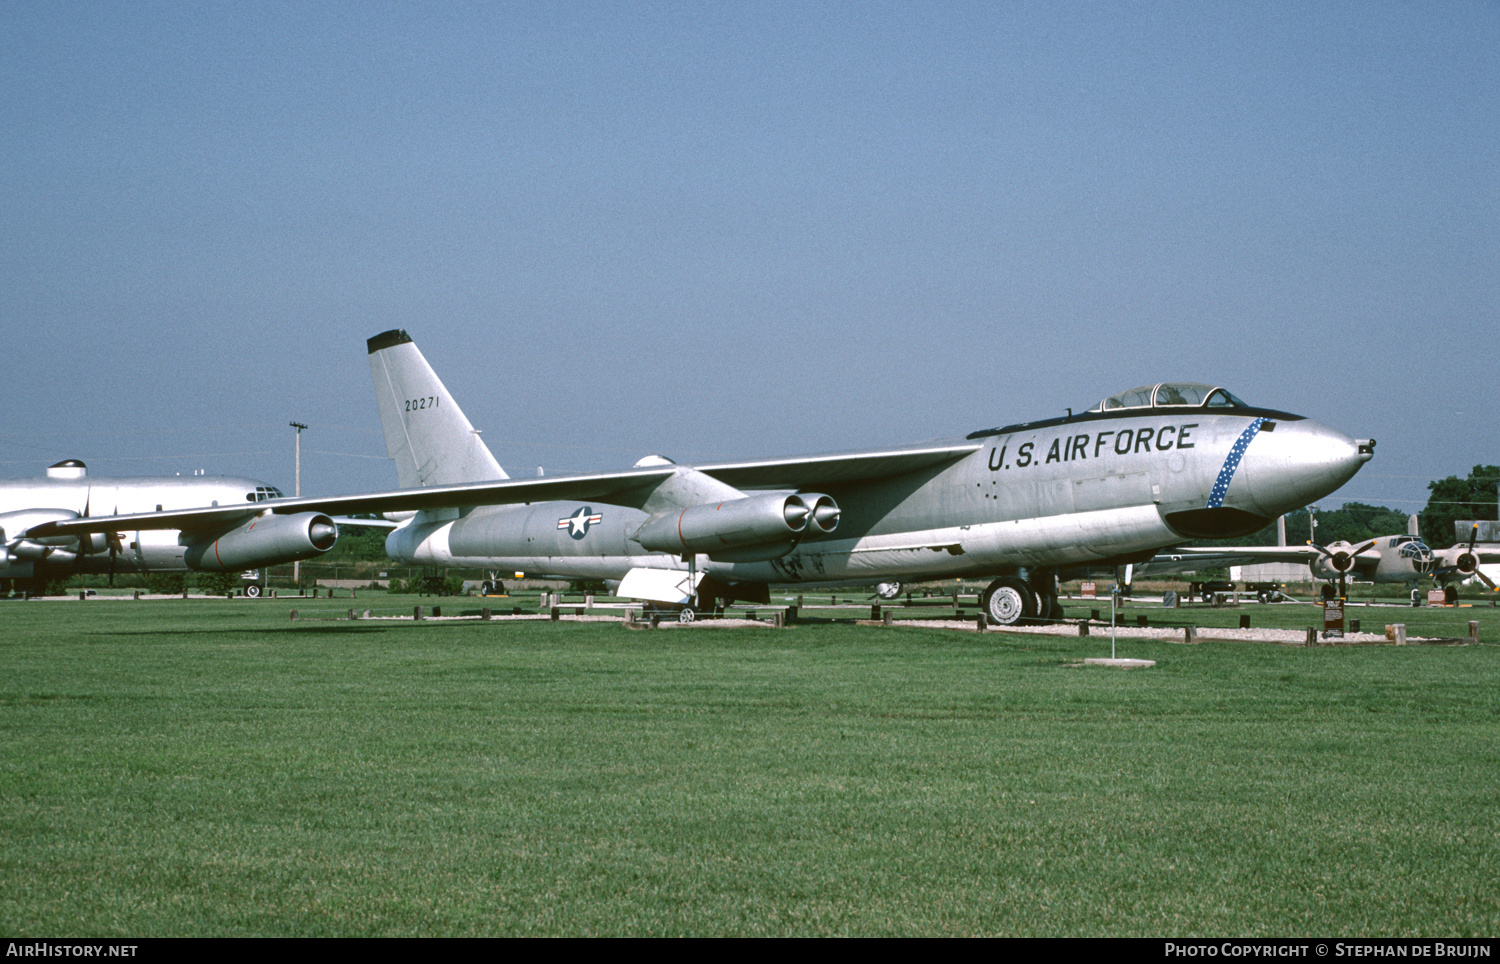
[800, 492, 841, 535]
[182, 512, 339, 572]
[634, 493, 839, 558]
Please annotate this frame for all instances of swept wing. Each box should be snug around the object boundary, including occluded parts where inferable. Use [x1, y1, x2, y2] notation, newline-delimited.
[24, 442, 980, 539]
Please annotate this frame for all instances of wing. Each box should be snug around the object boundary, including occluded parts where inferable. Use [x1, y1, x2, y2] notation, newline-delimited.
[1142, 546, 1320, 574]
[696, 442, 981, 489]
[24, 466, 679, 537]
[24, 442, 981, 537]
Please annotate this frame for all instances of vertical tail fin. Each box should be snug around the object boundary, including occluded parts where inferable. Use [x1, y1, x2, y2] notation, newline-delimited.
[367, 330, 507, 488]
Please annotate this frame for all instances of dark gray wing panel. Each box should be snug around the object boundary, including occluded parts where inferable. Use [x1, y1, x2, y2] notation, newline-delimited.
[696, 443, 981, 489]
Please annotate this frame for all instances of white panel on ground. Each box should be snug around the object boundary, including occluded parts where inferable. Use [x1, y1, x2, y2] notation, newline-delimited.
[617, 567, 704, 604]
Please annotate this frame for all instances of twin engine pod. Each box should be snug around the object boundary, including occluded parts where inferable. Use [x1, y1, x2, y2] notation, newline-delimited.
[182, 511, 339, 572]
[634, 492, 840, 561]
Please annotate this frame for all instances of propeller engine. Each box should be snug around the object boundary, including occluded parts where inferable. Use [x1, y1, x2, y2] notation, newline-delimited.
[1308, 539, 1378, 580]
[1435, 523, 1498, 590]
[0, 509, 107, 566]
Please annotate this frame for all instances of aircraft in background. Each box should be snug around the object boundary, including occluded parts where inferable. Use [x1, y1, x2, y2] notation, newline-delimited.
[1, 459, 338, 595]
[1148, 519, 1500, 591]
[1459, 520, 1500, 589]
[35, 333, 1376, 624]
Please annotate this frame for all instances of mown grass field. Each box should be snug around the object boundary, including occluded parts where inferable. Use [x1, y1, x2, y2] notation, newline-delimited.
[2, 596, 1497, 936]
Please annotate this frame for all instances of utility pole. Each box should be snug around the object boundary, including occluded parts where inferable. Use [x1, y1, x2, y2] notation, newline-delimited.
[290, 422, 307, 585]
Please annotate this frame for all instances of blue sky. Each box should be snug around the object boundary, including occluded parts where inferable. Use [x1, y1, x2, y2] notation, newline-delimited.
[2, 2, 1495, 516]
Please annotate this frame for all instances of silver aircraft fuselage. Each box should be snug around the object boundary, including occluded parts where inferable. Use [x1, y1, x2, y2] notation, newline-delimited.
[387, 404, 1370, 589]
[35, 332, 1368, 624]
[0, 462, 285, 579]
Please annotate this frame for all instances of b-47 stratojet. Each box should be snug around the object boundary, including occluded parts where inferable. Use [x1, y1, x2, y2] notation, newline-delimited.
[35, 332, 1375, 624]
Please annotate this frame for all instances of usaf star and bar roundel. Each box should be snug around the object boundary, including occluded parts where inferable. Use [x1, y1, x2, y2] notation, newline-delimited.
[558, 506, 602, 539]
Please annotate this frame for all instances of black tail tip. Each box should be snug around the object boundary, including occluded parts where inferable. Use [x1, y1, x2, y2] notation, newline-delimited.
[367, 329, 413, 354]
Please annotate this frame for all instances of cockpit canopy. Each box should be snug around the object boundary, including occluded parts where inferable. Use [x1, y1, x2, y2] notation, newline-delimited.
[245, 486, 285, 502]
[1089, 383, 1250, 413]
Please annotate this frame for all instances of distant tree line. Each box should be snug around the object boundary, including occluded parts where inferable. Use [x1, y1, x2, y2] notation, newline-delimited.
[319, 522, 392, 562]
[1419, 465, 1498, 549]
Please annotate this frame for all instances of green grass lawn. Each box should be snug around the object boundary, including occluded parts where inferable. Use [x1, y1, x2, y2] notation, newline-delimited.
[2, 598, 1497, 936]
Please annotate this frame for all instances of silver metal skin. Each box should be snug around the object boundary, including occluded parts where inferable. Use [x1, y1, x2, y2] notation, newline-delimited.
[39, 342, 1374, 623]
[0, 461, 337, 589]
[355, 343, 1372, 620]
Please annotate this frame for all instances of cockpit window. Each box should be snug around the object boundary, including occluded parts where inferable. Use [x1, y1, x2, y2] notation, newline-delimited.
[1090, 383, 1244, 413]
[1153, 384, 1209, 407]
[1397, 539, 1434, 572]
[968, 381, 1278, 440]
[1205, 389, 1248, 408]
[246, 486, 285, 503]
[1098, 386, 1155, 410]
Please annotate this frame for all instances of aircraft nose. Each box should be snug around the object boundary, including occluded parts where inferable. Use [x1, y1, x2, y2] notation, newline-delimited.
[1239, 418, 1372, 516]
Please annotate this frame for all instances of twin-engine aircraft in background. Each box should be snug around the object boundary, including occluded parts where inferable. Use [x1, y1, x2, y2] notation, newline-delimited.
[33, 331, 1375, 624]
[1149, 520, 1500, 591]
[0, 460, 338, 595]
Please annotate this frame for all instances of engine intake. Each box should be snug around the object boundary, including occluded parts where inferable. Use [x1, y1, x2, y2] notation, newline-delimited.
[183, 512, 339, 572]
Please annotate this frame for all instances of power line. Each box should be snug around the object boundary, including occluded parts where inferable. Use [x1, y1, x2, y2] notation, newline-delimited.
[0, 451, 276, 465]
[307, 450, 391, 461]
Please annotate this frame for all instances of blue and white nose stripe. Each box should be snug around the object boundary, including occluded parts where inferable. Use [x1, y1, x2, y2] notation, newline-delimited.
[1206, 418, 1266, 508]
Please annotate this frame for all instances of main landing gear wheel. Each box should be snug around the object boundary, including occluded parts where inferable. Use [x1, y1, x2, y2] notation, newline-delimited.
[677, 607, 696, 624]
[1037, 592, 1062, 622]
[244, 584, 262, 598]
[983, 577, 1037, 626]
[874, 581, 903, 601]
